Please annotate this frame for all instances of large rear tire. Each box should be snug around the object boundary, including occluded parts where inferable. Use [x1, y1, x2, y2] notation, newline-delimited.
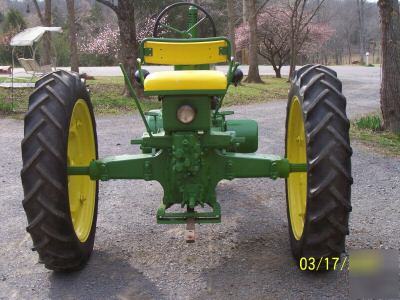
[21, 70, 98, 271]
[285, 65, 353, 265]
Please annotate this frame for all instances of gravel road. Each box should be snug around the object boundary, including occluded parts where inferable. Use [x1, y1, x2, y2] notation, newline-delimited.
[0, 66, 399, 299]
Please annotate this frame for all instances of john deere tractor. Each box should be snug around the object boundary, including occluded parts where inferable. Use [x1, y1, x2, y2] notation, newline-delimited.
[21, 2, 352, 271]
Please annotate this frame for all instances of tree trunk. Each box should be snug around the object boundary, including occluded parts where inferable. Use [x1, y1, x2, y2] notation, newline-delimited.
[117, 1, 142, 97]
[241, 0, 248, 64]
[66, 0, 79, 73]
[242, 0, 248, 23]
[245, 0, 263, 83]
[288, 4, 297, 80]
[227, 0, 236, 57]
[289, 34, 297, 80]
[378, 0, 400, 133]
[357, 0, 366, 64]
[273, 66, 282, 78]
[96, 0, 141, 97]
[32, 0, 52, 65]
[348, 43, 352, 64]
[42, 0, 52, 65]
[288, 0, 300, 80]
[372, 48, 375, 64]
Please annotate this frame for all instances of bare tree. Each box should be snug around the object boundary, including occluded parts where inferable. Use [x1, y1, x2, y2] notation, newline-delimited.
[332, 0, 357, 64]
[258, 29, 290, 78]
[242, 0, 248, 23]
[356, 0, 367, 64]
[96, 0, 140, 96]
[253, 6, 331, 78]
[66, 0, 79, 73]
[227, 0, 236, 56]
[244, 0, 270, 83]
[32, 0, 52, 65]
[287, 0, 326, 79]
[378, 0, 400, 133]
[245, 0, 263, 83]
[241, 0, 249, 64]
[344, 25, 354, 64]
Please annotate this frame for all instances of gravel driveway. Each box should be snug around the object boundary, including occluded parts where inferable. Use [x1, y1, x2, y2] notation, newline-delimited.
[0, 66, 399, 299]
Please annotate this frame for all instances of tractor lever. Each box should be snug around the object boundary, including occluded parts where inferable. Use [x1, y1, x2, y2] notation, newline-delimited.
[119, 63, 153, 137]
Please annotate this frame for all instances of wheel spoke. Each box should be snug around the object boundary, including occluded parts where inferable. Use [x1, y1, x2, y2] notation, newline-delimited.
[185, 16, 206, 34]
[160, 23, 189, 37]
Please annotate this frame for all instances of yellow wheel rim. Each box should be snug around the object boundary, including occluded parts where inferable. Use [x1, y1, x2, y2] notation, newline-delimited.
[67, 99, 96, 242]
[287, 97, 307, 240]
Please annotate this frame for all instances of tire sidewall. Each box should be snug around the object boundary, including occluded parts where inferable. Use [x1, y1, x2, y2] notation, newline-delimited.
[285, 65, 351, 263]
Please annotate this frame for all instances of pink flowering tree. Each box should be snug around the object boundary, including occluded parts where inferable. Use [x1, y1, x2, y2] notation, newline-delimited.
[0, 31, 14, 47]
[236, 6, 334, 78]
[136, 16, 159, 41]
[79, 25, 120, 58]
[78, 16, 160, 65]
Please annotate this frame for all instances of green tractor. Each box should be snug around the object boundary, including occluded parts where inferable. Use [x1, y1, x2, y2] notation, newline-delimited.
[21, 2, 352, 271]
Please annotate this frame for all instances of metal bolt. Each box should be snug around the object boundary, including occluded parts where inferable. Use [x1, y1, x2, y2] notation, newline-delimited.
[296, 135, 304, 143]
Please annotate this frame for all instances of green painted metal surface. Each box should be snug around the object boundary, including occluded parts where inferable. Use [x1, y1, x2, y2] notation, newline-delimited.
[188, 6, 199, 38]
[119, 63, 152, 137]
[145, 110, 163, 133]
[67, 6, 308, 225]
[68, 153, 306, 181]
[225, 119, 258, 153]
[162, 96, 211, 132]
[68, 136, 306, 224]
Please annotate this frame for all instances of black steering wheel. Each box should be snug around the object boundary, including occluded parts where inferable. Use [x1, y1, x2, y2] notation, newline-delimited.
[153, 2, 217, 38]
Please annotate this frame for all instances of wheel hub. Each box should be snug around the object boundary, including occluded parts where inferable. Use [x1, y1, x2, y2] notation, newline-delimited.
[287, 97, 308, 240]
[67, 99, 96, 243]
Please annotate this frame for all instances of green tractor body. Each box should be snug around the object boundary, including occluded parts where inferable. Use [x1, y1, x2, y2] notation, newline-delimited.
[21, 3, 351, 271]
[69, 6, 305, 224]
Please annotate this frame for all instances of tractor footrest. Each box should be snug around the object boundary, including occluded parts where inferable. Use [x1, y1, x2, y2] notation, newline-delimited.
[156, 203, 221, 224]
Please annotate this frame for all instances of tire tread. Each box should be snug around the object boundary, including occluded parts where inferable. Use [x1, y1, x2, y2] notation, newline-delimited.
[21, 70, 98, 271]
[286, 65, 352, 262]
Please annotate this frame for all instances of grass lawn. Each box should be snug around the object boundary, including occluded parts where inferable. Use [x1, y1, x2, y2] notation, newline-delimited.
[351, 114, 400, 156]
[0, 77, 35, 83]
[0, 75, 289, 116]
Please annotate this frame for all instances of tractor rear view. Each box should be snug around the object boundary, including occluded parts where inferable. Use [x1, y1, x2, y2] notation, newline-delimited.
[21, 2, 352, 272]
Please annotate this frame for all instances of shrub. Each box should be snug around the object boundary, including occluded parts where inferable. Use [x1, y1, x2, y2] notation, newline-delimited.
[355, 115, 382, 131]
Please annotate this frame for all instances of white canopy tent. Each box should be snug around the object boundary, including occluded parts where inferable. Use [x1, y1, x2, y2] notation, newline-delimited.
[0, 27, 63, 110]
[10, 26, 63, 47]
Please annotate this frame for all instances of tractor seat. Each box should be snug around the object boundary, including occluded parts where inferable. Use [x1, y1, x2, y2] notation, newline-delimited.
[143, 70, 227, 96]
[140, 37, 232, 96]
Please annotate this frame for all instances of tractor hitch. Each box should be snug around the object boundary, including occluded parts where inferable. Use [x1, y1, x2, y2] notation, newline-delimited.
[185, 217, 196, 243]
